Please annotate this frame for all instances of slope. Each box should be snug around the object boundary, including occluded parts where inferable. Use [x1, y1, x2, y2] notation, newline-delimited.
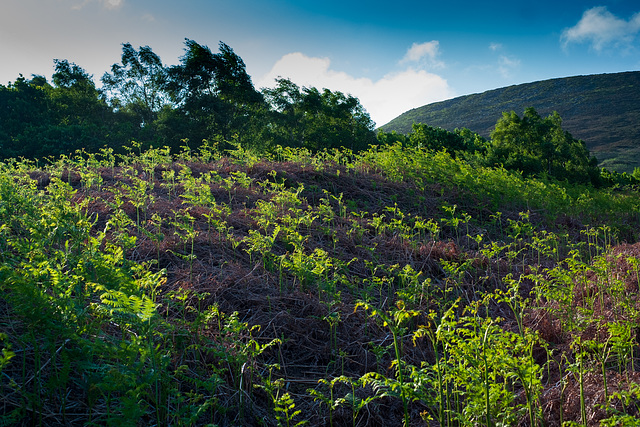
[2, 144, 640, 425]
[380, 71, 640, 173]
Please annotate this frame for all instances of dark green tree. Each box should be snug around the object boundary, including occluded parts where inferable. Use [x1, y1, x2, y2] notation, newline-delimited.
[376, 129, 409, 146]
[102, 43, 170, 127]
[48, 59, 134, 155]
[262, 78, 376, 151]
[0, 75, 53, 158]
[407, 123, 466, 153]
[486, 107, 600, 185]
[0, 62, 135, 159]
[454, 127, 489, 153]
[50, 60, 109, 125]
[215, 42, 263, 106]
[163, 39, 265, 148]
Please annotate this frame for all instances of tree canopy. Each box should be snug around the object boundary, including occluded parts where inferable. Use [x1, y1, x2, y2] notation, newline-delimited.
[101, 43, 170, 126]
[0, 39, 377, 159]
[160, 40, 266, 147]
[485, 107, 600, 185]
[373, 107, 601, 187]
[263, 78, 376, 151]
[0, 39, 612, 189]
[0, 64, 129, 159]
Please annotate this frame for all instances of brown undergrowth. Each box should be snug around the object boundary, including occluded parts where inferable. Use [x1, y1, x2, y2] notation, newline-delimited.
[1, 150, 640, 426]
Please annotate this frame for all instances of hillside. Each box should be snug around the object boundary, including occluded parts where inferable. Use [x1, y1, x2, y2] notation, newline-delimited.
[380, 71, 640, 173]
[2, 144, 640, 425]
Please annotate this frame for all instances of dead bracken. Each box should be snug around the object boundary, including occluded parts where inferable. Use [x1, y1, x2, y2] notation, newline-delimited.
[1, 144, 640, 426]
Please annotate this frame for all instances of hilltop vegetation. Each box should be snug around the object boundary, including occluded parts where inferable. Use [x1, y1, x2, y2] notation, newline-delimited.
[3, 38, 629, 189]
[381, 72, 640, 173]
[0, 40, 376, 160]
[380, 108, 603, 187]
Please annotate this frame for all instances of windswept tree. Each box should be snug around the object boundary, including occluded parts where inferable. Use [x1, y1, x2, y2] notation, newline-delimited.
[1, 38, 378, 157]
[102, 43, 170, 127]
[214, 42, 264, 107]
[52, 59, 95, 90]
[262, 77, 376, 151]
[161, 39, 265, 146]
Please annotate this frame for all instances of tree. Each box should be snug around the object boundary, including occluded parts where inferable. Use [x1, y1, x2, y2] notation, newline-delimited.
[262, 78, 376, 151]
[454, 127, 489, 153]
[0, 75, 53, 158]
[102, 43, 170, 126]
[0, 61, 136, 160]
[52, 59, 94, 90]
[163, 39, 265, 147]
[407, 123, 466, 153]
[51, 60, 109, 124]
[166, 39, 218, 103]
[45, 60, 114, 154]
[215, 42, 263, 106]
[0, 38, 377, 158]
[486, 107, 600, 185]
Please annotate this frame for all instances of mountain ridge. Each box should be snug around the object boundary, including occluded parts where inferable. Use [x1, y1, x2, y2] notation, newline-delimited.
[380, 71, 640, 173]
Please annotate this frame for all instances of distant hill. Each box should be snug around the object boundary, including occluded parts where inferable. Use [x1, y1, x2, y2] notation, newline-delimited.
[380, 71, 640, 173]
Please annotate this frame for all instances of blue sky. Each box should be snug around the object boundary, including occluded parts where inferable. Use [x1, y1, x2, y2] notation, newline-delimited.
[1, 0, 639, 125]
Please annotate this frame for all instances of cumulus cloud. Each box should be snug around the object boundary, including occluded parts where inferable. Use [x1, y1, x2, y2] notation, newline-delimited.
[561, 6, 640, 52]
[256, 50, 454, 127]
[489, 42, 503, 52]
[401, 41, 445, 69]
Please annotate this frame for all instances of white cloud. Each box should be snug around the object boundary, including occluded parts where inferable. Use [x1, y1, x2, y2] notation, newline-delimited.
[486, 43, 520, 79]
[402, 41, 438, 62]
[401, 41, 444, 69]
[71, 0, 90, 10]
[256, 51, 454, 127]
[498, 55, 521, 78]
[561, 6, 640, 52]
[103, 0, 123, 9]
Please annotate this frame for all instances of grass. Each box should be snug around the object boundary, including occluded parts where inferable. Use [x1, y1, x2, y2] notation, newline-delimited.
[1, 142, 640, 425]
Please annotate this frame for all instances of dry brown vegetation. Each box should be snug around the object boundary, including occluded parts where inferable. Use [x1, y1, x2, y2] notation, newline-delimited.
[2, 145, 640, 426]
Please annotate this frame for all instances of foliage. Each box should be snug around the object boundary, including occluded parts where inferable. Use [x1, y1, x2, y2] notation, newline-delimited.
[381, 71, 640, 173]
[162, 39, 266, 147]
[0, 68, 137, 159]
[486, 107, 600, 185]
[1, 142, 639, 426]
[377, 123, 488, 158]
[376, 108, 603, 188]
[262, 77, 377, 152]
[101, 43, 170, 126]
[1, 38, 376, 159]
[3, 36, 640, 427]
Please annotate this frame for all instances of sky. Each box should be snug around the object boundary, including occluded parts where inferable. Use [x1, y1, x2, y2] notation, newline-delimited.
[1, 0, 639, 126]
